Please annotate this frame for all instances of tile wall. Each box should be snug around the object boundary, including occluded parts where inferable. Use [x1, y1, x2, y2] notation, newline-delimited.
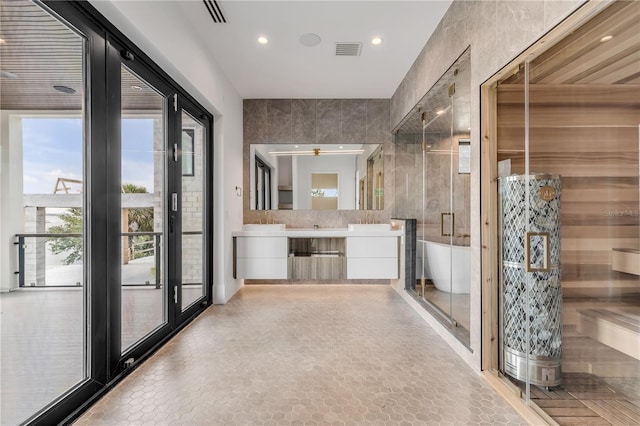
[243, 99, 394, 228]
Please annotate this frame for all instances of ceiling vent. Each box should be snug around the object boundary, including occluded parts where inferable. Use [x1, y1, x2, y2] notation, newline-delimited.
[335, 42, 362, 57]
[203, 0, 226, 23]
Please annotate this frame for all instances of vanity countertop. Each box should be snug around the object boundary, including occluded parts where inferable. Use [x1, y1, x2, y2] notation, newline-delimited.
[232, 227, 402, 238]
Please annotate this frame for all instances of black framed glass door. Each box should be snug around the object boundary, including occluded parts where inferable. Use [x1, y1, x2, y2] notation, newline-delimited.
[177, 107, 210, 314]
[0, 1, 214, 424]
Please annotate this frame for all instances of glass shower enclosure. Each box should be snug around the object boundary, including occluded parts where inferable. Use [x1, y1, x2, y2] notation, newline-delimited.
[394, 48, 472, 347]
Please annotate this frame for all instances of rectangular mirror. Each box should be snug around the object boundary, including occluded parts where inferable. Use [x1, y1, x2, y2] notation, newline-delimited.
[250, 144, 383, 210]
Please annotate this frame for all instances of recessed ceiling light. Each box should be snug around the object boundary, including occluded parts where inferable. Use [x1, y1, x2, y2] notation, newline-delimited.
[436, 110, 445, 115]
[300, 33, 321, 47]
[53, 85, 76, 94]
[294, 145, 299, 148]
[257, 36, 269, 45]
[371, 37, 383, 45]
[600, 35, 613, 43]
[0, 70, 17, 79]
[0, 38, 6, 45]
[339, 146, 344, 149]
[131, 85, 143, 91]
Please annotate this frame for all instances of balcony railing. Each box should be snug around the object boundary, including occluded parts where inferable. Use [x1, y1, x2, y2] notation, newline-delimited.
[15, 232, 162, 288]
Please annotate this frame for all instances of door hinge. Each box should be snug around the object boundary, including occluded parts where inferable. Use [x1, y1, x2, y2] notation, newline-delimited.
[173, 286, 178, 304]
[173, 143, 178, 162]
[173, 93, 178, 112]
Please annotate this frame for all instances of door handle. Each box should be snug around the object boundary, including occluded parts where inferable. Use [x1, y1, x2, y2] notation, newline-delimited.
[524, 231, 550, 272]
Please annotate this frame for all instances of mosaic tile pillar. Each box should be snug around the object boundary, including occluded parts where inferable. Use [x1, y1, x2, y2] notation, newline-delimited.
[499, 174, 562, 387]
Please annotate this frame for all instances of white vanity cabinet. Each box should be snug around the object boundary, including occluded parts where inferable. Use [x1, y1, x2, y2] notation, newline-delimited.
[233, 228, 401, 280]
[346, 236, 398, 279]
[235, 237, 287, 279]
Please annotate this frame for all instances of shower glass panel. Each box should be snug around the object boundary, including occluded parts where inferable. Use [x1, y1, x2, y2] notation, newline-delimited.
[420, 104, 454, 321]
[393, 48, 471, 348]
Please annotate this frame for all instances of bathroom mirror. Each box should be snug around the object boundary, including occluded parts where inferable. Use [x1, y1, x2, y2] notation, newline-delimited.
[249, 143, 383, 210]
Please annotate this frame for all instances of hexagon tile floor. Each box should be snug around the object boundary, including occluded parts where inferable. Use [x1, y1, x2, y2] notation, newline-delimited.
[75, 285, 526, 425]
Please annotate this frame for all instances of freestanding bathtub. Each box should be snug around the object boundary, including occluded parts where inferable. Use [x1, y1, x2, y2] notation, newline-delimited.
[417, 240, 470, 294]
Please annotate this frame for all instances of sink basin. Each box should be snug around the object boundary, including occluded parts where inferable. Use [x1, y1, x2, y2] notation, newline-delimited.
[347, 223, 391, 231]
[242, 223, 286, 231]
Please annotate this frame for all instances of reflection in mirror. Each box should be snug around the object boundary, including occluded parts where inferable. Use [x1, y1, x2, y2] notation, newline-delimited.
[250, 144, 383, 210]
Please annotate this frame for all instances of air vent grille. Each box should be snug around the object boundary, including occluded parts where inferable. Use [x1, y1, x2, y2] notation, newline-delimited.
[203, 0, 226, 23]
[335, 42, 362, 56]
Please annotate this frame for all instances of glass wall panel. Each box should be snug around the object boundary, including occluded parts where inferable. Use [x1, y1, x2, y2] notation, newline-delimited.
[494, 1, 640, 418]
[0, 1, 87, 423]
[393, 48, 471, 347]
[421, 104, 454, 319]
[120, 65, 166, 352]
[181, 111, 205, 310]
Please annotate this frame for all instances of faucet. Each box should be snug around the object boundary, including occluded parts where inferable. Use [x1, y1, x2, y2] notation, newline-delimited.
[262, 211, 271, 224]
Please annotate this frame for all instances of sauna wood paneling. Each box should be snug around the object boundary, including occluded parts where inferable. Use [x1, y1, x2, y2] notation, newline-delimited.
[497, 84, 640, 307]
[498, 104, 640, 128]
[497, 127, 638, 153]
[497, 85, 640, 106]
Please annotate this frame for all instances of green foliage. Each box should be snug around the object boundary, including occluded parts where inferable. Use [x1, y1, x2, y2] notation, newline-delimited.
[48, 184, 155, 264]
[48, 207, 83, 265]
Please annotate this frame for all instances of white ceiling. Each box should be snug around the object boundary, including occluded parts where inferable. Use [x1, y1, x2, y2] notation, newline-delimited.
[169, 0, 453, 99]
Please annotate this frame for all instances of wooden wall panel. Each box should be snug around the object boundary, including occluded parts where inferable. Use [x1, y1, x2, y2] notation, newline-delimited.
[497, 84, 640, 307]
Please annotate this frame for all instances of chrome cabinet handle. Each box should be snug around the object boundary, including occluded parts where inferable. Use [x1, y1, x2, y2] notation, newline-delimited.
[524, 231, 550, 272]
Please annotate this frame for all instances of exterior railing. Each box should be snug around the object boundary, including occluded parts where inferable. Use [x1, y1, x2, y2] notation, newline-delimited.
[15, 232, 163, 288]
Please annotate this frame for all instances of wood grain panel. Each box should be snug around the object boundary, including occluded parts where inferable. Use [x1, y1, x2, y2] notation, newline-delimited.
[563, 238, 639, 251]
[497, 153, 639, 177]
[562, 264, 637, 282]
[563, 177, 639, 190]
[563, 202, 639, 220]
[562, 251, 612, 265]
[497, 84, 640, 105]
[498, 104, 640, 128]
[493, 1, 640, 302]
[497, 127, 638, 153]
[562, 189, 639, 202]
[562, 226, 639, 238]
[583, 400, 640, 426]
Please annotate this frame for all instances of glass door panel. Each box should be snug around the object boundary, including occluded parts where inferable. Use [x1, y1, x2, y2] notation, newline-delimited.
[523, 6, 640, 418]
[180, 111, 205, 310]
[420, 105, 453, 323]
[0, 1, 88, 423]
[495, 64, 532, 399]
[120, 65, 167, 352]
[450, 81, 471, 344]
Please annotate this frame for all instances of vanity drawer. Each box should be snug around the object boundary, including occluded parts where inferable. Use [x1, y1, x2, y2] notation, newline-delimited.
[236, 237, 287, 258]
[347, 258, 398, 279]
[346, 236, 398, 258]
[236, 258, 287, 279]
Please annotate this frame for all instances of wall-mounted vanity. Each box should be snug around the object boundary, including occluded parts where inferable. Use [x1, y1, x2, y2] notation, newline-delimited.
[233, 224, 401, 280]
